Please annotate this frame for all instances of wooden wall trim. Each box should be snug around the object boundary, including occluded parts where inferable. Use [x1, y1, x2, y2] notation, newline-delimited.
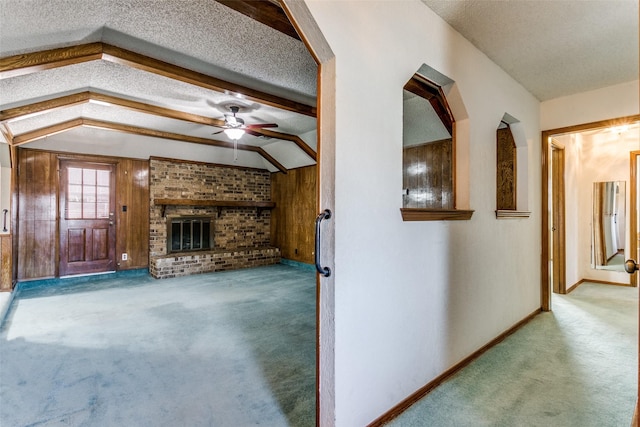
[569, 278, 633, 292]
[368, 308, 542, 426]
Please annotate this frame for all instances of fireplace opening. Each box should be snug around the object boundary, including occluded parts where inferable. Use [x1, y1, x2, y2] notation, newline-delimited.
[167, 216, 214, 253]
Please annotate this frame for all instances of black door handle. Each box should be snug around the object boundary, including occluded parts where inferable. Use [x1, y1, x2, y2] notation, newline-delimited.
[315, 209, 331, 277]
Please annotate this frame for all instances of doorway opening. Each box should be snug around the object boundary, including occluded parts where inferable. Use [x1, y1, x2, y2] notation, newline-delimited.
[541, 115, 640, 310]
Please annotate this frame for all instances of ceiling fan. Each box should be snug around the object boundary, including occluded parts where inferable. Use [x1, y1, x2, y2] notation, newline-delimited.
[213, 106, 278, 141]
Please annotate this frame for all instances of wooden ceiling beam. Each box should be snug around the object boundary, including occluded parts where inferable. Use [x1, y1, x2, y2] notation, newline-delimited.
[254, 147, 287, 173]
[0, 43, 103, 79]
[2, 91, 316, 161]
[89, 93, 225, 127]
[214, 0, 300, 40]
[12, 118, 84, 145]
[0, 43, 316, 118]
[0, 124, 14, 145]
[404, 75, 453, 135]
[17, 118, 285, 173]
[0, 91, 91, 122]
[83, 119, 288, 173]
[253, 128, 316, 160]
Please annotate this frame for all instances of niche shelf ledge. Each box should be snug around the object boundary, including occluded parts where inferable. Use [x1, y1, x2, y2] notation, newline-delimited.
[495, 210, 531, 219]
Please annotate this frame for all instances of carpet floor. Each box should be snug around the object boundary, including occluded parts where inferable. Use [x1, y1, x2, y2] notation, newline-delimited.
[0, 264, 316, 426]
[387, 282, 638, 426]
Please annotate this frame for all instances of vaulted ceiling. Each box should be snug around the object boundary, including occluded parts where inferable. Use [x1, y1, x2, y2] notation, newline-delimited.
[0, 0, 318, 172]
[1, 0, 638, 173]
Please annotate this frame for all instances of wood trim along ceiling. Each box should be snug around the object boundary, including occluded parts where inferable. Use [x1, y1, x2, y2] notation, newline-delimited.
[0, 42, 316, 118]
[214, 0, 300, 41]
[12, 118, 288, 173]
[0, 91, 316, 162]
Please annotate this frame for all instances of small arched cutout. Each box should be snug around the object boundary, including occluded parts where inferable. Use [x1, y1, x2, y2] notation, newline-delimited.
[496, 113, 530, 218]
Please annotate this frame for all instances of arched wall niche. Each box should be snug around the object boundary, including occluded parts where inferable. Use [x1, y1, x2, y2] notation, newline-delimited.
[401, 63, 472, 221]
[496, 112, 531, 218]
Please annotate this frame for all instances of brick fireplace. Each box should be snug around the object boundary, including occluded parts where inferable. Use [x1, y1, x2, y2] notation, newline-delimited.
[149, 158, 280, 279]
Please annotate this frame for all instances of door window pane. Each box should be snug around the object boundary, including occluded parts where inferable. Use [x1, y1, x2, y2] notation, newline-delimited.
[66, 166, 111, 219]
[68, 168, 82, 185]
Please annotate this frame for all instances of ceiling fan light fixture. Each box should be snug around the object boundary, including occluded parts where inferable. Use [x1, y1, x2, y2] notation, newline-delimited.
[224, 128, 245, 140]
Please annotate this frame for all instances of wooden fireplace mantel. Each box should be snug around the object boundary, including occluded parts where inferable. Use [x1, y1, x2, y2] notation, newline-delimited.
[155, 198, 276, 218]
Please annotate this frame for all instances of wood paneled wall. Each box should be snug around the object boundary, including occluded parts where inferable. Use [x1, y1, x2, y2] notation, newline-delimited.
[17, 150, 57, 280]
[116, 158, 149, 270]
[16, 149, 149, 280]
[271, 165, 316, 264]
[402, 139, 453, 209]
[1, 235, 12, 291]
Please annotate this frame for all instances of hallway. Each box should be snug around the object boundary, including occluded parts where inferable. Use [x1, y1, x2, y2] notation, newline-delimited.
[388, 283, 638, 426]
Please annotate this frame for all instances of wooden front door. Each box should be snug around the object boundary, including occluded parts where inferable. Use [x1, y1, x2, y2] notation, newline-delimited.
[551, 145, 566, 294]
[59, 161, 116, 277]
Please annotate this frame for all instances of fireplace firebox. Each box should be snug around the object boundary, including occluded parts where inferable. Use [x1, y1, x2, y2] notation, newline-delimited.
[167, 216, 214, 253]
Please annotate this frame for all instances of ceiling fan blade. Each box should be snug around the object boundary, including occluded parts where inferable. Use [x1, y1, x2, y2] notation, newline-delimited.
[246, 123, 278, 129]
[245, 129, 264, 137]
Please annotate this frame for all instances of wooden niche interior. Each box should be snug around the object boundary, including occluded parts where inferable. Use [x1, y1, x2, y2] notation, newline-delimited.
[401, 73, 473, 221]
[497, 122, 517, 211]
[495, 115, 530, 219]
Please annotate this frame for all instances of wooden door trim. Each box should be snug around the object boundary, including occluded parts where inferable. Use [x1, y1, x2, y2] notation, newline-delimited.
[551, 143, 566, 295]
[541, 114, 640, 311]
[280, 2, 335, 426]
[630, 150, 639, 286]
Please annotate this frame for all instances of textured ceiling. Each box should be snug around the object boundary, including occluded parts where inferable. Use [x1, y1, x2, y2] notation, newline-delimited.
[0, 0, 318, 171]
[421, 0, 639, 101]
[0, 0, 316, 101]
[2, 0, 638, 170]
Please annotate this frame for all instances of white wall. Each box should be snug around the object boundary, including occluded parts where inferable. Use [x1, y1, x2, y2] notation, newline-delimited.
[306, 1, 541, 425]
[541, 80, 639, 130]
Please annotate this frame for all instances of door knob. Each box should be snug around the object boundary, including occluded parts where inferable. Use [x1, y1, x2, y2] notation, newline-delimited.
[624, 259, 638, 274]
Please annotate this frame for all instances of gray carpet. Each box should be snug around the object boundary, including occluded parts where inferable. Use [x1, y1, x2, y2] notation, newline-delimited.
[0, 264, 316, 426]
[388, 282, 638, 426]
